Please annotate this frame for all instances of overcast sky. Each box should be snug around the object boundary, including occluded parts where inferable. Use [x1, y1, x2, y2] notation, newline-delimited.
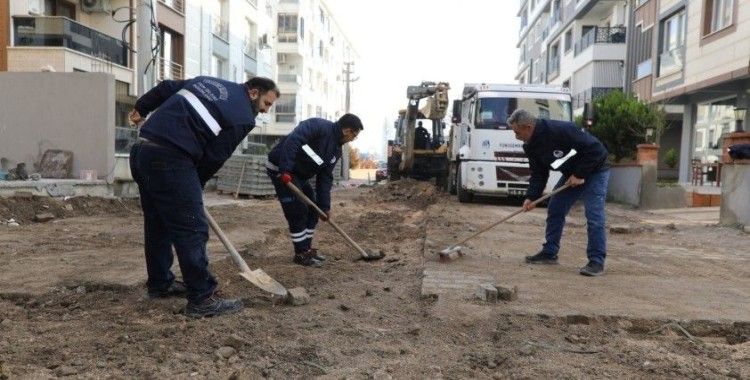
[325, 0, 520, 159]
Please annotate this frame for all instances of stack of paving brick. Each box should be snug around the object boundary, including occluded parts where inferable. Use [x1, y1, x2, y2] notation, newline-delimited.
[216, 154, 275, 197]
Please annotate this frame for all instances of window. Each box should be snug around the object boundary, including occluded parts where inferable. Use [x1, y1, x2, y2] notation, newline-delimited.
[564, 29, 572, 53]
[704, 0, 734, 35]
[278, 14, 298, 42]
[659, 9, 686, 75]
[211, 55, 225, 78]
[548, 42, 560, 75]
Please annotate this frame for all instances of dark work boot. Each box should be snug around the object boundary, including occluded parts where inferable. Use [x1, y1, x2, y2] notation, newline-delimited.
[148, 280, 188, 299]
[579, 261, 605, 277]
[185, 295, 243, 319]
[293, 249, 323, 267]
[524, 251, 559, 264]
[310, 248, 327, 261]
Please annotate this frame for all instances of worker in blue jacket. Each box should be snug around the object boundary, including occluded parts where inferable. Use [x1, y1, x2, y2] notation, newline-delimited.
[507, 109, 610, 276]
[128, 76, 279, 318]
[266, 114, 363, 267]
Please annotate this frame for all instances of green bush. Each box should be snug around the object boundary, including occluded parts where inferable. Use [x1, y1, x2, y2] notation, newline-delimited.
[664, 148, 678, 168]
[589, 90, 666, 162]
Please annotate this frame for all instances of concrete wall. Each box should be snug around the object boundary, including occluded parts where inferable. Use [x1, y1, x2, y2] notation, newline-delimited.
[720, 162, 750, 226]
[0, 73, 115, 182]
[607, 165, 642, 206]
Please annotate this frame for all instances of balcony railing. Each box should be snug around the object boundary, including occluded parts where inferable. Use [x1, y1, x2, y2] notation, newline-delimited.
[574, 26, 626, 56]
[157, 57, 183, 81]
[278, 74, 301, 84]
[280, 0, 299, 3]
[278, 32, 297, 43]
[158, 0, 184, 13]
[13, 16, 128, 67]
[658, 47, 683, 75]
[212, 18, 229, 41]
[246, 0, 257, 8]
[244, 39, 257, 60]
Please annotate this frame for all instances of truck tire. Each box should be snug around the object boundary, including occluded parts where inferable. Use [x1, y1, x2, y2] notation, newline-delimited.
[457, 166, 473, 203]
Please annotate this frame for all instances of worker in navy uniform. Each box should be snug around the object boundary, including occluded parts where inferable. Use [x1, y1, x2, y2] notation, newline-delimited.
[266, 114, 363, 267]
[128, 76, 279, 318]
[507, 109, 610, 276]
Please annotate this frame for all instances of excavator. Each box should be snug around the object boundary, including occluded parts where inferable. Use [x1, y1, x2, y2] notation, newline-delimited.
[387, 81, 450, 187]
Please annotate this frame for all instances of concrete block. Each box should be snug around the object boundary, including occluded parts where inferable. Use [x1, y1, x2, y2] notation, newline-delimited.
[497, 286, 518, 301]
[475, 283, 498, 302]
[287, 287, 310, 306]
[34, 213, 55, 222]
[744, 225, 750, 234]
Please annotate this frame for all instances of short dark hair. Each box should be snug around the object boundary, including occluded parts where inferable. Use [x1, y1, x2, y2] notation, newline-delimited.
[244, 77, 280, 97]
[337, 113, 363, 131]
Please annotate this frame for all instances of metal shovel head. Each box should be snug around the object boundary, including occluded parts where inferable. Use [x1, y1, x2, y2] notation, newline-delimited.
[239, 269, 288, 297]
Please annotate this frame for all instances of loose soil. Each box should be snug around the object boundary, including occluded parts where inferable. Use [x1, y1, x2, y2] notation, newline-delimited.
[0, 182, 748, 379]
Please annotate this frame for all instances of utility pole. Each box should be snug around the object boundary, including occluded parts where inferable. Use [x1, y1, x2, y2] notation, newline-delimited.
[137, 0, 157, 96]
[342, 62, 359, 112]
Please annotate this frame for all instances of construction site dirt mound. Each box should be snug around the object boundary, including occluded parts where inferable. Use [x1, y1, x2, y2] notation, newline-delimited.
[0, 196, 140, 224]
[364, 179, 440, 209]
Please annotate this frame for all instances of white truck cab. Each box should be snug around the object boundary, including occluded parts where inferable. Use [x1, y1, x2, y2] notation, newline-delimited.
[447, 84, 573, 202]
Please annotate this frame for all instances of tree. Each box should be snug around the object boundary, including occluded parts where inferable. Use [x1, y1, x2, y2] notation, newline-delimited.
[588, 90, 666, 162]
[348, 146, 360, 169]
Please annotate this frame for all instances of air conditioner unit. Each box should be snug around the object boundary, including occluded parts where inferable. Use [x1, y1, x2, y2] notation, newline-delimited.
[278, 53, 287, 64]
[81, 0, 111, 13]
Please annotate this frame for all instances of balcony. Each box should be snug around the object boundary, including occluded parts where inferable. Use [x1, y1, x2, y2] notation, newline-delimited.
[274, 96, 297, 123]
[158, 0, 184, 14]
[574, 26, 626, 56]
[548, 55, 560, 79]
[157, 57, 183, 81]
[278, 32, 298, 43]
[278, 74, 302, 84]
[12, 16, 128, 67]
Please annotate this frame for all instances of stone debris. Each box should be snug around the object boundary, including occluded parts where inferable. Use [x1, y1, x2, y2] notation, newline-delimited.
[214, 346, 236, 360]
[286, 287, 310, 306]
[34, 213, 56, 223]
[475, 283, 498, 302]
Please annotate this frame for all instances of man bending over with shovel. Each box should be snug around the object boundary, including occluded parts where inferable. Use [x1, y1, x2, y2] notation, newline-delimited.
[266, 114, 363, 267]
[129, 76, 279, 317]
[507, 109, 610, 276]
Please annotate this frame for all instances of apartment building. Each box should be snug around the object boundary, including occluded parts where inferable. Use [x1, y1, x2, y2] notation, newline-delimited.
[517, 0, 630, 111]
[273, 0, 356, 136]
[627, 0, 750, 183]
[1, 0, 187, 155]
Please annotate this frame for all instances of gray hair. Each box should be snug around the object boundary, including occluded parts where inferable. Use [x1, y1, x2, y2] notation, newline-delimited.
[507, 109, 536, 127]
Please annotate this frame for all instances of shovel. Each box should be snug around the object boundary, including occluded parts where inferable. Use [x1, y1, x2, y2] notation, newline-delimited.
[285, 182, 385, 261]
[439, 184, 571, 261]
[204, 207, 288, 296]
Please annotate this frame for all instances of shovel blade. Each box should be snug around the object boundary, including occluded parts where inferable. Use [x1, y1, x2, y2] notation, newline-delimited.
[239, 269, 288, 296]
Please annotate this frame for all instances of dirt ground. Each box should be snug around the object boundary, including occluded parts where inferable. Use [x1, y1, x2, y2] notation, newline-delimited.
[0, 181, 748, 379]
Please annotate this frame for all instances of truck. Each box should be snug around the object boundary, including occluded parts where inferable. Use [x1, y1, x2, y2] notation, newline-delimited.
[387, 81, 450, 186]
[447, 84, 573, 202]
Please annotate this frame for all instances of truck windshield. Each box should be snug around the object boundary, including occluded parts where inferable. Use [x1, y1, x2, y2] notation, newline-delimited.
[475, 97, 572, 129]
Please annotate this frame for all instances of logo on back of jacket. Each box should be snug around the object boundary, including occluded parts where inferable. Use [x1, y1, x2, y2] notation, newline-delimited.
[192, 79, 229, 102]
[553, 150, 564, 158]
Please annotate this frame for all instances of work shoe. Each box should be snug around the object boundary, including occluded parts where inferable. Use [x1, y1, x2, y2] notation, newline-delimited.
[148, 280, 188, 299]
[293, 249, 323, 267]
[310, 247, 327, 261]
[185, 295, 243, 319]
[524, 251, 559, 264]
[579, 261, 605, 277]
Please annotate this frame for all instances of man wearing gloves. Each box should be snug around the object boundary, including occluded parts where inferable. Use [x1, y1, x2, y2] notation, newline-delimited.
[266, 114, 363, 267]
